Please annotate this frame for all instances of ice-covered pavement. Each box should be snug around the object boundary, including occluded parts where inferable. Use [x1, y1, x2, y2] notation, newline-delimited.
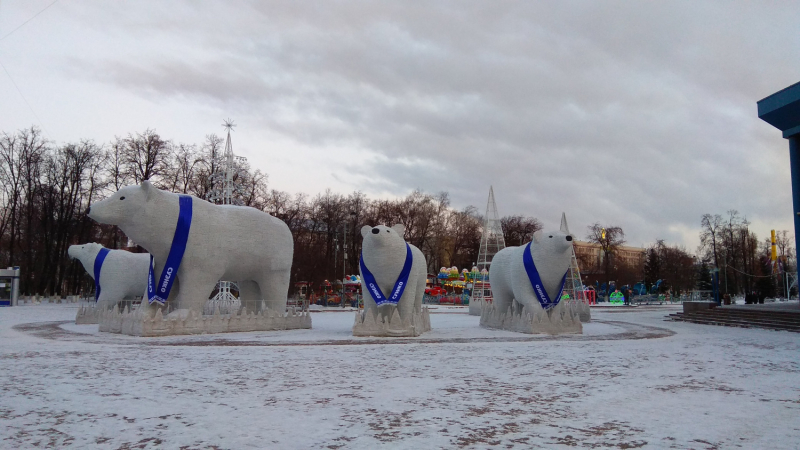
[1, 303, 799, 449]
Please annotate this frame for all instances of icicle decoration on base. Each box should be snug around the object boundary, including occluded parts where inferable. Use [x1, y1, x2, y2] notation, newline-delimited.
[75, 302, 101, 324]
[352, 306, 431, 337]
[479, 299, 582, 335]
[573, 299, 591, 323]
[97, 302, 311, 337]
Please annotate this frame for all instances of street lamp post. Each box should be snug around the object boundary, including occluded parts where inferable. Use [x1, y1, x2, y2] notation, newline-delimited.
[342, 211, 357, 308]
[342, 222, 347, 308]
[723, 262, 727, 295]
[712, 266, 721, 305]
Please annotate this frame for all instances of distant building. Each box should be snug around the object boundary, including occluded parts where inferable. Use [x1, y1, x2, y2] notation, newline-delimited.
[573, 240, 645, 276]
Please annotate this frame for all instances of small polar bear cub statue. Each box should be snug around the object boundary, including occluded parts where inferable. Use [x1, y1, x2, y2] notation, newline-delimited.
[68, 243, 150, 309]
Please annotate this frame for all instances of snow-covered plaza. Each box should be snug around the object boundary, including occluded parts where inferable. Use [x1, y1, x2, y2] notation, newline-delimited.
[1, 303, 799, 449]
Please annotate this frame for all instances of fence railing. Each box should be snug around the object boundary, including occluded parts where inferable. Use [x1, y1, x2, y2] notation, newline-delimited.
[422, 293, 470, 305]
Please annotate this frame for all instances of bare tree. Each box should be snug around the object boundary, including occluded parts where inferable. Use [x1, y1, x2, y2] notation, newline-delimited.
[501, 215, 543, 247]
[0, 130, 26, 266]
[700, 213, 722, 268]
[190, 134, 224, 200]
[106, 137, 131, 192]
[446, 206, 482, 270]
[163, 143, 200, 194]
[239, 168, 269, 208]
[122, 129, 170, 184]
[586, 223, 625, 297]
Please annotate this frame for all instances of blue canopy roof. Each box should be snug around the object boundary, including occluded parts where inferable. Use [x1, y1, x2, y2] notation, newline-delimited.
[758, 81, 800, 138]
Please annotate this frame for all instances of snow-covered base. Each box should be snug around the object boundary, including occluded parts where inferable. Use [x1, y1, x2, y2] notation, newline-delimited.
[98, 304, 311, 337]
[468, 298, 483, 315]
[353, 306, 431, 337]
[74, 302, 100, 324]
[572, 299, 591, 322]
[480, 300, 582, 334]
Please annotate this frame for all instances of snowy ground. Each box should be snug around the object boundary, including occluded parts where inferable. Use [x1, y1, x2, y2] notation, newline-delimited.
[1, 303, 799, 449]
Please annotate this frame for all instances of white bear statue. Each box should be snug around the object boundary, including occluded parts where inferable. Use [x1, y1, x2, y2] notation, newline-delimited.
[87, 180, 296, 322]
[353, 224, 431, 337]
[482, 226, 582, 334]
[69, 243, 150, 324]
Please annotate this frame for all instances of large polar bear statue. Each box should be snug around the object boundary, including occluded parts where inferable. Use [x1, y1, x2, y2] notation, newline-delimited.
[353, 224, 431, 337]
[483, 227, 582, 334]
[87, 180, 294, 318]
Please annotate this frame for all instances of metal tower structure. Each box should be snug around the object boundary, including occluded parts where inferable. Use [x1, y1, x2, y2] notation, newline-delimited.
[560, 212, 588, 305]
[468, 186, 506, 315]
[207, 119, 248, 205]
[205, 119, 247, 314]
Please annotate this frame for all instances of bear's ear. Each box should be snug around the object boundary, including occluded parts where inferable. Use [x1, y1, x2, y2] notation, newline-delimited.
[391, 224, 405, 237]
[532, 230, 543, 244]
[559, 212, 570, 234]
[361, 225, 372, 237]
[141, 180, 155, 201]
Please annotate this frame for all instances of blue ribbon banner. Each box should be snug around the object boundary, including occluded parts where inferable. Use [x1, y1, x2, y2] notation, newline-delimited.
[93, 247, 110, 301]
[522, 242, 568, 310]
[147, 195, 193, 305]
[360, 243, 413, 306]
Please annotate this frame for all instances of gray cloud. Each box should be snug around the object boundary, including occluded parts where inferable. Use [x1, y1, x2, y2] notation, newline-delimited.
[14, 0, 800, 247]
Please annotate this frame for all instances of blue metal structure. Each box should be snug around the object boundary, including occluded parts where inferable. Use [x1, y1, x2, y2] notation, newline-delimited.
[758, 82, 800, 296]
[0, 267, 20, 306]
[649, 279, 663, 295]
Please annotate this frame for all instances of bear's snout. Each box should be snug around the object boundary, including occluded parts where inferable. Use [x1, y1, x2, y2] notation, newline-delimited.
[371, 228, 380, 235]
[566, 235, 573, 242]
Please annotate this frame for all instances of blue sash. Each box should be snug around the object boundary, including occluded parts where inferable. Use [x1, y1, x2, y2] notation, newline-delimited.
[522, 242, 568, 310]
[147, 195, 193, 305]
[93, 248, 110, 301]
[360, 243, 413, 306]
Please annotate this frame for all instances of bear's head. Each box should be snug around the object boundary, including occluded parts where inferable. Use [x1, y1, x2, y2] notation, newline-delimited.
[361, 224, 406, 254]
[529, 229, 573, 270]
[68, 242, 104, 261]
[88, 180, 160, 225]
[532, 230, 573, 253]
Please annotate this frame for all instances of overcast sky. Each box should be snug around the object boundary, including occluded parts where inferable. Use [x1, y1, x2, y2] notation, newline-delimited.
[1, 1, 799, 251]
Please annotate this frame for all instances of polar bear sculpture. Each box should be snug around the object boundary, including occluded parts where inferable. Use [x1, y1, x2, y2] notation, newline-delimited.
[353, 224, 430, 337]
[482, 228, 582, 334]
[69, 243, 150, 303]
[87, 180, 294, 319]
[69, 243, 150, 323]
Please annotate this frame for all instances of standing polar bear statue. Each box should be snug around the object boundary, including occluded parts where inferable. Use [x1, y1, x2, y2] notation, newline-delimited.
[482, 221, 582, 334]
[353, 224, 431, 337]
[69, 243, 150, 324]
[87, 180, 297, 325]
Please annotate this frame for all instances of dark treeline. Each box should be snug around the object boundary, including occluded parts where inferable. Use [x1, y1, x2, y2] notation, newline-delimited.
[3, 126, 793, 299]
[0, 126, 543, 297]
[643, 240, 696, 294]
[699, 211, 795, 297]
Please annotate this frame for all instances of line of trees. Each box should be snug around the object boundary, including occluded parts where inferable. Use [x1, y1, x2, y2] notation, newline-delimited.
[643, 240, 697, 295]
[0, 126, 547, 298]
[573, 213, 796, 299]
[7, 125, 788, 300]
[699, 211, 795, 297]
